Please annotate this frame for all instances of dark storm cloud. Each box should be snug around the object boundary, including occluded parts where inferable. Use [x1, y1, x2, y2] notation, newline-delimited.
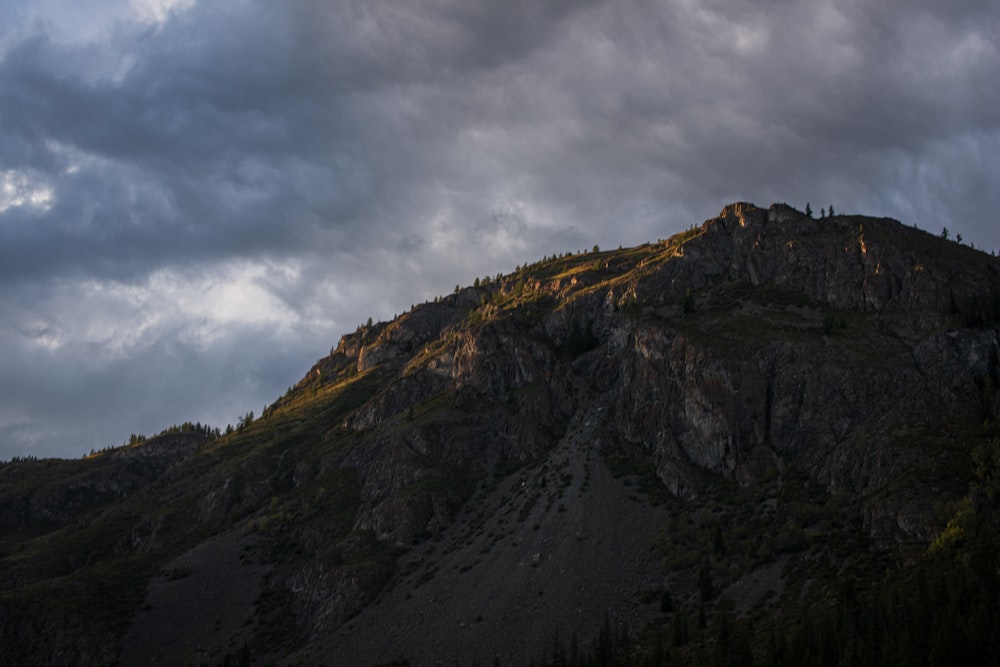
[2, 0, 999, 458]
[0, 0, 601, 283]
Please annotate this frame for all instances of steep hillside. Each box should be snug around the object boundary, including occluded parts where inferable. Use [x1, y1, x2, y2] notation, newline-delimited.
[1, 202, 999, 665]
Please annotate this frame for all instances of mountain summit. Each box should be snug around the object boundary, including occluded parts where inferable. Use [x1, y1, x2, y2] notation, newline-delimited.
[2, 202, 999, 665]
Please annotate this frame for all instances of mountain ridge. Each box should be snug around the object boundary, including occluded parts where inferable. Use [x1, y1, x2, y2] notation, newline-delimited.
[1, 201, 999, 665]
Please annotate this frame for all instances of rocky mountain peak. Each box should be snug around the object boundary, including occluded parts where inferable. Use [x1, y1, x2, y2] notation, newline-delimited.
[2, 202, 999, 666]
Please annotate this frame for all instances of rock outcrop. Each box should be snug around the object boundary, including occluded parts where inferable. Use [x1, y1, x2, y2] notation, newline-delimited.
[312, 203, 998, 547]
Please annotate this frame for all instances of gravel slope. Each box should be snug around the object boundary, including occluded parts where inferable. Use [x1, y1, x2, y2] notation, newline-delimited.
[300, 397, 672, 666]
[121, 530, 264, 666]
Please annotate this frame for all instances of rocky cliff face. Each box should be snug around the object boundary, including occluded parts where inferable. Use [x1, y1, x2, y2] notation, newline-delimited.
[1, 202, 998, 665]
[311, 202, 998, 546]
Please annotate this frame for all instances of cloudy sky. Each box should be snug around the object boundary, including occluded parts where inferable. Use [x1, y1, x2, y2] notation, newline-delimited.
[1, 0, 998, 459]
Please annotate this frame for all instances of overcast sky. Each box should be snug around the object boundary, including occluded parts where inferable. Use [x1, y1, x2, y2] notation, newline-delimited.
[1, 0, 998, 459]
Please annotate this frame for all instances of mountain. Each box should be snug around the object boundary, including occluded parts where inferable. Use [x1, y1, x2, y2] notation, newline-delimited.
[2, 202, 999, 666]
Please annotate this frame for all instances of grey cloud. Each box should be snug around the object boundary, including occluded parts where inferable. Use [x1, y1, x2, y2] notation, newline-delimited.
[2, 0, 999, 458]
[0, 310, 322, 460]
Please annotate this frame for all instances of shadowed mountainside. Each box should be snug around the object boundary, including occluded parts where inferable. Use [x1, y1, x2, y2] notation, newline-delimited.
[1, 202, 999, 665]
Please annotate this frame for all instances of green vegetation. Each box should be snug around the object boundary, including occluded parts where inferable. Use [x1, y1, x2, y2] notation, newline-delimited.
[414, 222, 710, 345]
[519, 438, 1000, 667]
[0, 351, 405, 658]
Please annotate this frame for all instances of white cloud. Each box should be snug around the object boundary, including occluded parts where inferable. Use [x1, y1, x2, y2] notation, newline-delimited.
[153, 261, 303, 344]
[7, 258, 309, 373]
[3, 0, 195, 46]
[131, 0, 195, 25]
[0, 170, 54, 213]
